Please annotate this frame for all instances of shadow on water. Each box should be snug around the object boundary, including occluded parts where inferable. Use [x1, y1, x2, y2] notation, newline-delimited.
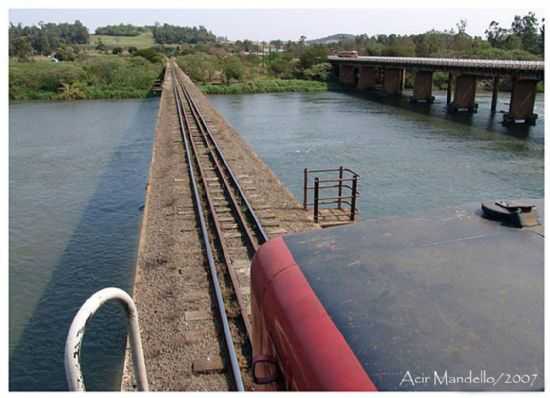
[9, 99, 157, 391]
[330, 84, 537, 140]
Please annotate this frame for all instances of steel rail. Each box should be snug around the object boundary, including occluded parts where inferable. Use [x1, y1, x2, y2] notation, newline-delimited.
[173, 71, 253, 340]
[180, 83, 259, 253]
[178, 78, 269, 244]
[171, 67, 245, 392]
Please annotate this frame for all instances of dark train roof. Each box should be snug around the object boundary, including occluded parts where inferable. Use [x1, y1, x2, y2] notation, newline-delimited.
[282, 200, 544, 391]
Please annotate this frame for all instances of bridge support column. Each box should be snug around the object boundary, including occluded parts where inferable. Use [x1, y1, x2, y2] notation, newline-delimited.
[446, 73, 453, 105]
[411, 71, 435, 103]
[357, 66, 377, 90]
[503, 77, 538, 126]
[332, 63, 339, 80]
[339, 64, 356, 87]
[448, 74, 478, 113]
[383, 68, 404, 96]
[490, 76, 499, 114]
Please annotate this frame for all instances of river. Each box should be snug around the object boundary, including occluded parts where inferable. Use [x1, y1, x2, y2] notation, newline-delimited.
[9, 89, 543, 391]
[9, 98, 159, 390]
[209, 89, 543, 218]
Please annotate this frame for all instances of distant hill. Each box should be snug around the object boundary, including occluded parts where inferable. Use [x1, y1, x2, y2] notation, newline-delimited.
[307, 33, 355, 44]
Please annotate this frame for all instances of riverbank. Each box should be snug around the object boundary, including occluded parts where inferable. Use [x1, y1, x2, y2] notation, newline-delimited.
[9, 55, 163, 101]
[200, 79, 327, 94]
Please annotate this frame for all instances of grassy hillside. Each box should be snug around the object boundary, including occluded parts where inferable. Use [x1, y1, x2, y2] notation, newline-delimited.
[89, 31, 155, 49]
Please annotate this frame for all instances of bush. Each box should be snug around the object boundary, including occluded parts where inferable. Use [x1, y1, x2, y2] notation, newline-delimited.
[56, 81, 87, 100]
[9, 56, 163, 100]
[54, 46, 79, 61]
[303, 63, 331, 81]
[132, 47, 162, 63]
[223, 56, 244, 82]
[176, 53, 219, 82]
[10, 61, 86, 99]
[200, 79, 327, 94]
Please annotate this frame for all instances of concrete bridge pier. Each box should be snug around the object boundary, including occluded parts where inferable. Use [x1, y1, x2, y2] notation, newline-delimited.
[339, 64, 358, 87]
[383, 68, 404, 96]
[410, 70, 435, 103]
[448, 74, 478, 113]
[503, 77, 538, 126]
[446, 73, 453, 105]
[490, 76, 499, 114]
[358, 66, 378, 90]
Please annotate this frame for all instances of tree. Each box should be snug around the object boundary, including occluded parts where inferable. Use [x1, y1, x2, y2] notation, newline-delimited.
[95, 24, 146, 36]
[511, 12, 540, 54]
[299, 45, 328, 70]
[9, 20, 89, 56]
[486, 21, 510, 48]
[539, 19, 545, 54]
[152, 24, 216, 45]
[456, 19, 468, 35]
[13, 36, 32, 61]
[223, 56, 244, 83]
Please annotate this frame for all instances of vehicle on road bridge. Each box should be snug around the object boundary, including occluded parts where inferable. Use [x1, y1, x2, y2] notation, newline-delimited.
[337, 50, 358, 58]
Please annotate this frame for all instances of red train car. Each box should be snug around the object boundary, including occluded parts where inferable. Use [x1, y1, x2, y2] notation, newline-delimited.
[250, 200, 544, 391]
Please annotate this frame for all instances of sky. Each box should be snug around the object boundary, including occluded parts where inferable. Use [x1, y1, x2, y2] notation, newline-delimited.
[8, 8, 544, 42]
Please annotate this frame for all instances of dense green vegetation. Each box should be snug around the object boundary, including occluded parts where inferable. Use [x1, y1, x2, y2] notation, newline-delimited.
[8, 12, 544, 100]
[95, 24, 147, 36]
[9, 21, 89, 59]
[174, 44, 332, 94]
[200, 79, 327, 94]
[152, 24, 216, 45]
[318, 15, 544, 60]
[9, 55, 163, 101]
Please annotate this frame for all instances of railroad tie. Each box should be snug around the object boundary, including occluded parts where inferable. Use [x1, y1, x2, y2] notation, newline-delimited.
[224, 232, 242, 239]
[184, 311, 213, 322]
[231, 259, 250, 270]
[192, 356, 226, 374]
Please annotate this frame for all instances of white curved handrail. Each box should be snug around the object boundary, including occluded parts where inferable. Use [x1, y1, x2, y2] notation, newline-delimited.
[64, 287, 149, 391]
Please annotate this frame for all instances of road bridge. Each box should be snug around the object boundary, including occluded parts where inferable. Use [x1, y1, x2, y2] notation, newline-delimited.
[328, 55, 544, 126]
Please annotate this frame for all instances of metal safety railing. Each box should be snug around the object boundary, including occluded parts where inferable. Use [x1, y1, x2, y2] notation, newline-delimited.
[64, 287, 149, 391]
[303, 167, 360, 223]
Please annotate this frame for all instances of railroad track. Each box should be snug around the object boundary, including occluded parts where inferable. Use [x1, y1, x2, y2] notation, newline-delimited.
[170, 61, 273, 390]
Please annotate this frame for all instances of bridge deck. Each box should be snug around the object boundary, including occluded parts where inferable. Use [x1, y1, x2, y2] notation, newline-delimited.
[328, 55, 544, 77]
[121, 61, 318, 391]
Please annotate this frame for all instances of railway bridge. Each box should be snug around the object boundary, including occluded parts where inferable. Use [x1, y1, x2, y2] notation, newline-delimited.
[328, 56, 544, 126]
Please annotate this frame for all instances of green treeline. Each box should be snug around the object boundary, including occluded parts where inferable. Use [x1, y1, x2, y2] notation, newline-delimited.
[9, 21, 89, 58]
[8, 12, 545, 100]
[95, 24, 147, 36]
[334, 15, 544, 60]
[10, 55, 163, 101]
[152, 24, 216, 45]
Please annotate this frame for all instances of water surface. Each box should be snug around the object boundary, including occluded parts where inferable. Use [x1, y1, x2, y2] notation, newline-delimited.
[209, 89, 543, 219]
[9, 98, 158, 390]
